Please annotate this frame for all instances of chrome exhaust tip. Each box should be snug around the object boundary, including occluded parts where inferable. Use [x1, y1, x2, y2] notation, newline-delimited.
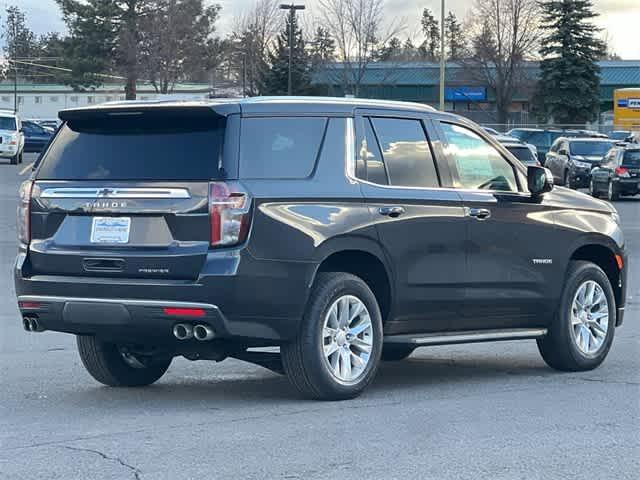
[173, 323, 193, 340]
[23, 317, 32, 331]
[24, 317, 44, 332]
[193, 324, 215, 341]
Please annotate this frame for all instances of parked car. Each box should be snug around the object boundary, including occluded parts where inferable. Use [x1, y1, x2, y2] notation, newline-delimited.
[15, 97, 627, 400]
[22, 120, 53, 153]
[481, 126, 500, 135]
[607, 130, 632, 141]
[501, 141, 540, 166]
[506, 128, 566, 160]
[545, 137, 615, 188]
[494, 134, 539, 161]
[590, 145, 640, 200]
[0, 110, 25, 164]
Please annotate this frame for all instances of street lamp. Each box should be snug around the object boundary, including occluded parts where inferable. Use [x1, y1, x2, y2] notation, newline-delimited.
[279, 3, 305, 96]
[439, 0, 445, 111]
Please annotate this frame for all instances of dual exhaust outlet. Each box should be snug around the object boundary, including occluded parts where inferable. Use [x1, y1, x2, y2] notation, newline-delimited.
[23, 317, 44, 332]
[173, 323, 215, 341]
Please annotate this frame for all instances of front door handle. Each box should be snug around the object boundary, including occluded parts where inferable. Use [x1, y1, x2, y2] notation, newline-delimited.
[379, 206, 405, 218]
[467, 208, 491, 220]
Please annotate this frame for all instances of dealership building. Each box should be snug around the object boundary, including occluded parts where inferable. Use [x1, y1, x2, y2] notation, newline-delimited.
[2, 60, 638, 125]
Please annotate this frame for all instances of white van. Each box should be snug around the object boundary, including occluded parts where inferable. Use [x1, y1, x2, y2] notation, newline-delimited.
[0, 110, 25, 164]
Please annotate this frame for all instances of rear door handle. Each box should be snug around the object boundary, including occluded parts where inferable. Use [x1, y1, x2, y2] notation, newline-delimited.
[467, 208, 491, 220]
[379, 206, 405, 218]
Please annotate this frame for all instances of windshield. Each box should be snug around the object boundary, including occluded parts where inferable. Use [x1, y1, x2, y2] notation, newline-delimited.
[37, 117, 227, 181]
[622, 150, 640, 168]
[0, 116, 17, 131]
[569, 141, 613, 157]
[609, 131, 630, 140]
[506, 145, 536, 164]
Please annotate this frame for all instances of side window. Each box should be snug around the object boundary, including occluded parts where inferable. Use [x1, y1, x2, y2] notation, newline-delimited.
[239, 117, 327, 179]
[358, 118, 387, 185]
[440, 122, 518, 192]
[369, 117, 439, 188]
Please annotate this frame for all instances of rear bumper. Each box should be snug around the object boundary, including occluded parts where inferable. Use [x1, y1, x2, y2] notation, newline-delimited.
[14, 250, 316, 343]
[613, 178, 640, 194]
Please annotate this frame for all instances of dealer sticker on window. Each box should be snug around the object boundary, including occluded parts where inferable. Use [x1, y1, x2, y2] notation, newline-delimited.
[90, 217, 131, 244]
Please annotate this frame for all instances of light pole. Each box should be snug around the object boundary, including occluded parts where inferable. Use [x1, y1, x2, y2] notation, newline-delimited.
[439, 0, 445, 111]
[279, 3, 305, 96]
[13, 21, 18, 113]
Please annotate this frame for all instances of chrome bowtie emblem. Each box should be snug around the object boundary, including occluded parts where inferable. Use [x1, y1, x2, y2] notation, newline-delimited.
[97, 188, 115, 197]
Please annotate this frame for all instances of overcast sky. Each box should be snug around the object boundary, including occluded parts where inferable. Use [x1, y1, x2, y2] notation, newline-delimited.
[15, 0, 640, 59]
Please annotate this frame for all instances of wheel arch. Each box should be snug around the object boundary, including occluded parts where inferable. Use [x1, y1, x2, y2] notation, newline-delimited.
[311, 238, 394, 325]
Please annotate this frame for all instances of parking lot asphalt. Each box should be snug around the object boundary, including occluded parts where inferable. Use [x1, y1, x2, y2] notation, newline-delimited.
[1, 153, 638, 480]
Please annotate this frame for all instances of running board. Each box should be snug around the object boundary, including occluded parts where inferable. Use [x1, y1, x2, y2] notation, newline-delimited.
[384, 328, 548, 347]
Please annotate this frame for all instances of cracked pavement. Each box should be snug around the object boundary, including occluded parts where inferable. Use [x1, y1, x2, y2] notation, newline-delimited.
[1, 154, 639, 479]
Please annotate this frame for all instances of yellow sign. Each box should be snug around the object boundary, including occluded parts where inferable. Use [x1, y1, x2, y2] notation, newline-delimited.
[614, 88, 640, 131]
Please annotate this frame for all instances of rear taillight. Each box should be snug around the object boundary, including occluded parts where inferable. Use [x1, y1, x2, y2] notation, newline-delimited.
[209, 182, 251, 247]
[615, 167, 630, 178]
[17, 180, 33, 245]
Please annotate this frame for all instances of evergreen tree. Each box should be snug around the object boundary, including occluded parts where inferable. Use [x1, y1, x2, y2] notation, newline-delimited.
[444, 12, 465, 60]
[420, 8, 440, 61]
[2, 6, 41, 81]
[533, 0, 606, 123]
[378, 37, 402, 61]
[309, 27, 335, 68]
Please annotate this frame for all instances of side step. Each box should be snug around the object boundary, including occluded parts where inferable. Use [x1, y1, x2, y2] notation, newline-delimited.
[384, 328, 548, 347]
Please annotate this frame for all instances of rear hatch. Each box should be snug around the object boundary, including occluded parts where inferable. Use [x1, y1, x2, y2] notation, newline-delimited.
[28, 105, 235, 281]
[622, 149, 640, 178]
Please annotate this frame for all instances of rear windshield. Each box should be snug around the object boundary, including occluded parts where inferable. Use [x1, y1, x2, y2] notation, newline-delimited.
[622, 150, 640, 167]
[569, 141, 613, 156]
[506, 146, 536, 164]
[0, 116, 17, 131]
[37, 116, 226, 180]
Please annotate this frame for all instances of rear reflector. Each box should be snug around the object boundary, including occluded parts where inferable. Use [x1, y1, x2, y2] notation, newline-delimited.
[19, 301, 42, 309]
[163, 307, 206, 317]
[615, 254, 624, 270]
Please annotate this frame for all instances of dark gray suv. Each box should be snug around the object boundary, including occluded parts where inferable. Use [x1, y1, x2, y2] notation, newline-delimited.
[15, 98, 628, 400]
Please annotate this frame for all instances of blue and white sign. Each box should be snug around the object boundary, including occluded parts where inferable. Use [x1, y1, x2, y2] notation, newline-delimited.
[445, 86, 487, 102]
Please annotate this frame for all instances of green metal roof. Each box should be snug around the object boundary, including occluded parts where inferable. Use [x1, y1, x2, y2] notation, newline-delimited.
[314, 60, 640, 87]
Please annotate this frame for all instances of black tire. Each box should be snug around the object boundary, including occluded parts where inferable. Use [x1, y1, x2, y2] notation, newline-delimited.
[77, 336, 172, 387]
[381, 345, 415, 361]
[537, 261, 616, 372]
[589, 179, 599, 198]
[18, 151, 23, 164]
[9, 153, 18, 165]
[562, 171, 569, 187]
[281, 272, 383, 400]
[606, 180, 619, 201]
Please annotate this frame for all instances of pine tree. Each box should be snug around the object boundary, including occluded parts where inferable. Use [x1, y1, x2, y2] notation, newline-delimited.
[444, 12, 465, 60]
[309, 27, 335, 68]
[420, 8, 440, 61]
[262, 10, 310, 96]
[378, 37, 402, 61]
[534, 0, 606, 123]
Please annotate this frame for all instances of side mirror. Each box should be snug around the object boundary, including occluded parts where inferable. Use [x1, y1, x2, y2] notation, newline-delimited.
[528, 166, 554, 196]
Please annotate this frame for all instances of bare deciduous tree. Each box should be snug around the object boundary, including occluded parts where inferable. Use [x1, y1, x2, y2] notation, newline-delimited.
[318, 0, 403, 96]
[464, 0, 542, 124]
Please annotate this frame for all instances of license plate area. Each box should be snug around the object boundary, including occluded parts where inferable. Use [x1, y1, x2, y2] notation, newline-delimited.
[90, 217, 131, 244]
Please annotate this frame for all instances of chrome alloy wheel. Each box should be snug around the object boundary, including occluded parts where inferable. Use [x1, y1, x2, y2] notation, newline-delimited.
[322, 295, 373, 382]
[571, 280, 609, 355]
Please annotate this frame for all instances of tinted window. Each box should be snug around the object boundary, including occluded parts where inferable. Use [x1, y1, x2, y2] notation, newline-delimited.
[569, 141, 614, 156]
[370, 117, 438, 188]
[358, 118, 387, 184]
[506, 145, 536, 164]
[609, 131, 630, 141]
[526, 131, 551, 147]
[622, 150, 640, 168]
[37, 118, 226, 180]
[440, 122, 518, 192]
[240, 117, 326, 179]
[0, 116, 17, 130]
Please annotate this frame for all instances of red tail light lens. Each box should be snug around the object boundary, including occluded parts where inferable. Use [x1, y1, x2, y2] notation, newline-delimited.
[17, 180, 33, 245]
[209, 182, 252, 247]
[615, 167, 629, 178]
[163, 307, 205, 317]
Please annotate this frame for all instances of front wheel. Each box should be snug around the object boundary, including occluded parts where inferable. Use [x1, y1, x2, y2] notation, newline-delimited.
[589, 179, 599, 198]
[281, 272, 383, 400]
[537, 261, 616, 372]
[77, 336, 172, 387]
[606, 180, 619, 201]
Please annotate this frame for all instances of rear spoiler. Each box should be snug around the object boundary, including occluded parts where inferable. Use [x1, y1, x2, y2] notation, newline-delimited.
[59, 101, 240, 123]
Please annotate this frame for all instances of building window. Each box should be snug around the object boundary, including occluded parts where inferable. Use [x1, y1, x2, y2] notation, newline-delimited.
[35, 96, 42, 104]
[50, 96, 59, 102]
[70, 96, 78, 102]
[87, 96, 94, 104]
[1, 96, 9, 103]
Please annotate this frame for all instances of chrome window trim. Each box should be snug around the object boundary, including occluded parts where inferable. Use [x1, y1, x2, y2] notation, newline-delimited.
[39, 187, 191, 199]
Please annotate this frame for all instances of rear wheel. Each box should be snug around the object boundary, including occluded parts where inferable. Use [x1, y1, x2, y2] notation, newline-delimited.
[562, 171, 569, 187]
[537, 261, 615, 372]
[77, 336, 172, 387]
[281, 272, 383, 400]
[589, 179, 599, 198]
[381, 345, 415, 361]
[9, 153, 18, 165]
